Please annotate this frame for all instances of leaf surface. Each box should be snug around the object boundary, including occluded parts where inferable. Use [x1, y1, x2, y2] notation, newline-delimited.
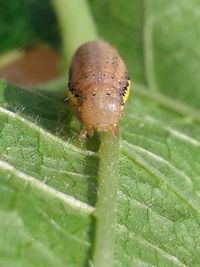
[1, 79, 200, 266]
[1, 1, 200, 266]
[89, 0, 200, 108]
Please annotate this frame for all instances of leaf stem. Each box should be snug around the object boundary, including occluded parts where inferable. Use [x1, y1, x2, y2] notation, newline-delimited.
[93, 132, 119, 267]
[50, 2, 118, 267]
[50, 0, 97, 67]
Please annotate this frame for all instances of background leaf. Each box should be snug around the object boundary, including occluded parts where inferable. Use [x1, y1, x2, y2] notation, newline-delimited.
[0, 0, 200, 266]
[0, 0, 60, 53]
[89, 0, 200, 109]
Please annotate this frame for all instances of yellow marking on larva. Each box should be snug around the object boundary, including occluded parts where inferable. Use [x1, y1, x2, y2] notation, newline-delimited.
[121, 80, 131, 111]
[68, 90, 78, 106]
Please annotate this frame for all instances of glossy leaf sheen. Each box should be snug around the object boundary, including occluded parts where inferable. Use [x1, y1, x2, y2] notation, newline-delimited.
[0, 78, 200, 266]
[1, 1, 200, 266]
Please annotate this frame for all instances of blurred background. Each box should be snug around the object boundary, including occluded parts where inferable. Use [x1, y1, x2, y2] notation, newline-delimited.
[0, 0, 61, 86]
[0, 0, 199, 108]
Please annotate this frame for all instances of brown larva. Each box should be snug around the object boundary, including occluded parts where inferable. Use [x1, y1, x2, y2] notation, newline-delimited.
[68, 40, 130, 139]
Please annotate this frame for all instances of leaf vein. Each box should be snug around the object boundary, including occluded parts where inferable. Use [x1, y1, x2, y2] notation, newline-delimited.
[0, 160, 94, 214]
[116, 223, 188, 267]
[0, 106, 96, 157]
[121, 147, 200, 216]
[122, 141, 193, 185]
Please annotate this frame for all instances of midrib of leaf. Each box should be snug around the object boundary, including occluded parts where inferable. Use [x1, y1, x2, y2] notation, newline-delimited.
[142, 0, 158, 91]
[1, 79, 200, 265]
[2, 81, 199, 205]
[49, 2, 121, 266]
[0, 159, 94, 214]
[1, 1, 200, 266]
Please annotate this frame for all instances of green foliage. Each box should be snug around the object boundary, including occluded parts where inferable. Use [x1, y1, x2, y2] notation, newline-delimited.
[0, 0, 200, 266]
[90, 0, 200, 109]
[1, 78, 200, 266]
[0, 0, 60, 53]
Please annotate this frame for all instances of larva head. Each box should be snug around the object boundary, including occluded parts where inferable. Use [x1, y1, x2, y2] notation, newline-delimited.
[81, 87, 121, 135]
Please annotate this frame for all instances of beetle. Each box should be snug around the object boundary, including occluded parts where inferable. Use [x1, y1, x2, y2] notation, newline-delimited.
[68, 40, 130, 139]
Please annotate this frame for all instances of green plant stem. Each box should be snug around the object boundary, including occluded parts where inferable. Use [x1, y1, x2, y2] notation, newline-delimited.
[93, 132, 119, 267]
[50, 0, 97, 67]
[50, 2, 119, 267]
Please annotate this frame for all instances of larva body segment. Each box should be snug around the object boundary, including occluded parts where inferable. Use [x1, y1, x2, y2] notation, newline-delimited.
[68, 40, 130, 138]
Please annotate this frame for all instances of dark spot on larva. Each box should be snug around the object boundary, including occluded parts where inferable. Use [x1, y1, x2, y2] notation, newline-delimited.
[92, 73, 95, 77]
[107, 92, 111, 96]
[74, 93, 80, 98]
[111, 76, 114, 79]
[92, 93, 96, 96]
[103, 73, 106, 76]
[84, 75, 88, 79]
[68, 83, 74, 92]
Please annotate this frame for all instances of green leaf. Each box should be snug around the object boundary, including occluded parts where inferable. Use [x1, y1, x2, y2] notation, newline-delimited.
[0, 81, 95, 266]
[1, 78, 200, 266]
[1, 0, 200, 266]
[0, 0, 60, 53]
[89, 0, 200, 109]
